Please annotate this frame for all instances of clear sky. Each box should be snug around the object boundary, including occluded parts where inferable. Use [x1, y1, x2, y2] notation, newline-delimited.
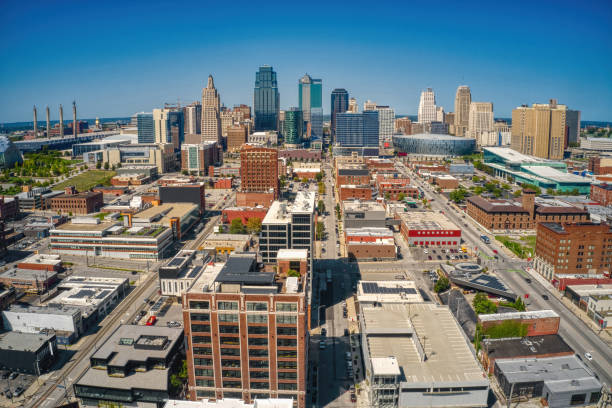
[1, 0, 611, 123]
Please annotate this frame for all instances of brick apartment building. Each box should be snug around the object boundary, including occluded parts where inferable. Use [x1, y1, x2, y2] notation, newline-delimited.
[214, 178, 233, 189]
[50, 187, 103, 215]
[590, 184, 612, 206]
[365, 158, 394, 171]
[335, 164, 370, 186]
[534, 221, 612, 280]
[432, 174, 459, 190]
[588, 156, 612, 175]
[0, 196, 19, 220]
[338, 185, 372, 201]
[478, 310, 560, 337]
[466, 191, 589, 232]
[375, 177, 418, 201]
[240, 145, 279, 196]
[182, 253, 306, 406]
[227, 125, 248, 153]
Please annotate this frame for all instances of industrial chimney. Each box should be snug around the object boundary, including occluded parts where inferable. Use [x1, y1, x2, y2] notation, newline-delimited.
[33, 106, 38, 138]
[59, 104, 64, 138]
[72, 101, 77, 137]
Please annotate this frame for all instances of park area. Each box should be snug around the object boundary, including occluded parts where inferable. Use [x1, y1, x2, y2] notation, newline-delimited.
[495, 235, 536, 259]
[53, 170, 115, 191]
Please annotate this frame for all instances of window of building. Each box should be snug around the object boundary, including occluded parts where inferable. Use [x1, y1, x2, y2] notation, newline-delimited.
[278, 361, 297, 369]
[248, 325, 268, 334]
[218, 313, 239, 323]
[191, 313, 210, 322]
[218, 301, 239, 310]
[220, 348, 241, 356]
[247, 302, 268, 311]
[194, 358, 212, 366]
[248, 337, 268, 346]
[190, 301, 210, 310]
[191, 324, 210, 333]
[277, 327, 297, 336]
[278, 382, 298, 390]
[277, 338, 297, 347]
[277, 315, 297, 324]
[276, 302, 298, 312]
[196, 379, 215, 387]
[223, 380, 242, 389]
[193, 347, 212, 355]
[570, 394, 586, 406]
[249, 359, 269, 368]
[247, 314, 267, 324]
[195, 368, 214, 377]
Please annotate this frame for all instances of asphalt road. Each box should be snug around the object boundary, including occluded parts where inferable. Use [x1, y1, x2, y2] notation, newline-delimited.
[400, 163, 612, 388]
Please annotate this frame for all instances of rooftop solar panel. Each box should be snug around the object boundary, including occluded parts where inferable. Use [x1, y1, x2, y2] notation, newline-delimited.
[187, 265, 203, 279]
[361, 282, 417, 295]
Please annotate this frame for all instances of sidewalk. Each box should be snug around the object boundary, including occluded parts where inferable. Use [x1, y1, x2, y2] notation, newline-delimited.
[525, 267, 612, 346]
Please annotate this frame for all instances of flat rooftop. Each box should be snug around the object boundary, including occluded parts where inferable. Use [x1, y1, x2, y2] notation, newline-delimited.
[397, 210, 459, 230]
[263, 192, 315, 224]
[495, 355, 601, 391]
[162, 399, 294, 408]
[479, 309, 559, 322]
[357, 281, 423, 304]
[5, 303, 81, 317]
[522, 165, 591, 184]
[52, 220, 115, 232]
[484, 147, 549, 164]
[345, 227, 393, 237]
[566, 284, 612, 297]
[0, 331, 54, 352]
[276, 248, 308, 260]
[482, 335, 572, 360]
[203, 233, 252, 243]
[363, 303, 485, 385]
[133, 202, 198, 223]
[0, 268, 58, 282]
[342, 200, 385, 212]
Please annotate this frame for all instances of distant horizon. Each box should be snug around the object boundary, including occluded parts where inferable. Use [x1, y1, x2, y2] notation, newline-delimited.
[1, 1, 611, 123]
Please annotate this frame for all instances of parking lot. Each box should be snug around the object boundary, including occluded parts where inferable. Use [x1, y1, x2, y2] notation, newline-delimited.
[409, 246, 471, 262]
[0, 370, 36, 404]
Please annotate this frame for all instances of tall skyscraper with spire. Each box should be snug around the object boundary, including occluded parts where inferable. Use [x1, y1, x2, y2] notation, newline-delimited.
[417, 88, 437, 124]
[59, 104, 64, 138]
[331, 88, 349, 138]
[72, 101, 77, 137]
[254, 66, 280, 131]
[454, 85, 472, 137]
[201, 75, 221, 144]
[33, 106, 38, 138]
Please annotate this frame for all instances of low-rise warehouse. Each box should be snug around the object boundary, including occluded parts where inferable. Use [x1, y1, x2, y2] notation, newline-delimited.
[0, 331, 58, 374]
[2, 304, 83, 344]
[396, 211, 461, 248]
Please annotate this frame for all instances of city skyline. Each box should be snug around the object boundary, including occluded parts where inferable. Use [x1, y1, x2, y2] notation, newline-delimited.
[1, 1, 611, 123]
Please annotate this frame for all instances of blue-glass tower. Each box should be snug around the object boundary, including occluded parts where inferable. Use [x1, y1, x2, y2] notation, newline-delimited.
[254, 66, 280, 131]
[336, 111, 379, 147]
[298, 75, 323, 140]
[331, 89, 349, 138]
[137, 113, 154, 143]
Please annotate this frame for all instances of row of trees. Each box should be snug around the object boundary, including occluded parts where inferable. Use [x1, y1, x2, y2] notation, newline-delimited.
[229, 218, 262, 234]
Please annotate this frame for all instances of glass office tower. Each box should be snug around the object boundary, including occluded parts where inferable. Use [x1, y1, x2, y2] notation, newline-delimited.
[254, 66, 280, 131]
[331, 88, 349, 138]
[336, 111, 379, 147]
[284, 108, 303, 147]
[298, 75, 323, 140]
[137, 113, 154, 143]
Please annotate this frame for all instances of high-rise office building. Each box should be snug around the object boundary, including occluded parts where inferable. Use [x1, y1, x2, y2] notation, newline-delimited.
[336, 111, 379, 147]
[375, 106, 395, 145]
[298, 74, 322, 140]
[331, 89, 349, 138]
[233, 104, 252, 120]
[284, 108, 304, 148]
[240, 145, 279, 198]
[185, 102, 202, 135]
[221, 108, 234, 138]
[348, 97, 358, 113]
[394, 117, 412, 135]
[565, 109, 581, 147]
[227, 125, 248, 152]
[454, 85, 472, 137]
[511, 99, 572, 160]
[436, 106, 445, 123]
[201, 75, 221, 144]
[182, 251, 307, 406]
[254, 66, 280, 131]
[363, 100, 377, 111]
[154, 109, 184, 150]
[137, 113, 155, 144]
[417, 88, 437, 124]
[468, 102, 494, 145]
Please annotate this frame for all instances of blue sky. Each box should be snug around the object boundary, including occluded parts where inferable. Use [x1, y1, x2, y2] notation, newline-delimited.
[1, 0, 611, 122]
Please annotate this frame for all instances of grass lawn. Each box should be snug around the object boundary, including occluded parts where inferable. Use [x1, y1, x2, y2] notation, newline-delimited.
[53, 170, 115, 191]
[495, 235, 534, 259]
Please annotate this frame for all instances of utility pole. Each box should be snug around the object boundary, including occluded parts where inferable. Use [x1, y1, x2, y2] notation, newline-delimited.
[506, 381, 515, 408]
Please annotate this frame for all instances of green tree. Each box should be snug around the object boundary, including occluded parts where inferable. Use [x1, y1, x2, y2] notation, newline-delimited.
[473, 292, 498, 314]
[181, 170, 188, 175]
[434, 276, 450, 293]
[246, 217, 262, 234]
[302, 177, 308, 184]
[317, 200, 326, 214]
[315, 172, 323, 182]
[513, 189, 522, 197]
[335, 203, 341, 217]
[384, 192, 391, 200]
[472, 176, 480, 183]
[398, 192, 406, 201]
[96, 161, 102, 169]
[316, 221, 325, 240]
[229, 218, 246, 234]
[501, 183, 510, 190]
[170, 359, 188, 394]
[318, 182, 326, 195]
[287, 269, 300, 278]
[104, 162, 110, 170]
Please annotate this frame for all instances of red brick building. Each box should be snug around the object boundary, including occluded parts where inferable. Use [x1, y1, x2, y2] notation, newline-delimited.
[335, 164, 370, 186]
[375, 177, 418, 201]
[365, 158, 394, 171]
[0, 196, 18, 220]
[236, 192, 275, 208]
[552, 275, 612, 291]
[276, 249, 309, 277]
[467, 192, 589, 232]
[396, 211, 461, 248]
[338, 185, 372, 201]
[590, 184, 612, 206]
[432, 174, 459, 190]
[222, 207, 269, 225]
[182, 253, 306, 406]
[50, 187, 103, 215]
[92, 186, 129, 196]
[534, 221, 612, 280]
[17, 254, 63, 272]
[478, 310, 560, 337]
[345, 227, 396, 260]
[588, 156, 612, 175]
[227, 125, 248, 153]
[240, 145, 279, 198]
[214, 178, 233, 189]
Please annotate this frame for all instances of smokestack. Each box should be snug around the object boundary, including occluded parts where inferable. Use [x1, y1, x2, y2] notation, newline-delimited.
[33, 106, 38, 138]
[72, 101, 77, 137]
[46, 106, 50, 137]
[59, 104, 64, 138]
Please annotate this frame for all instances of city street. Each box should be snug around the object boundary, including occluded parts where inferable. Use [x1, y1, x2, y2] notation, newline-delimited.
[399, 163, 612, 388]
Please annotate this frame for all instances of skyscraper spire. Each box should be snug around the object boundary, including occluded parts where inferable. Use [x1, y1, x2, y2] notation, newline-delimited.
[72, 101, 77, 137]
[201, 75, 221, 144]
[59, 104, 64, 138]
[207, 74, 214, 89]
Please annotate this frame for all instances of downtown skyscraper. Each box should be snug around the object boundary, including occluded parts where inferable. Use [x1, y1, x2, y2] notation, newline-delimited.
[454, 85, 472, 137]
[201, 75, 222, 144]
[336, 111, 379, 147]
[298, 74, 323, 140]
[254, 66, 280, 131]
[185, 102, 202, 135]
[330, 88, 349, 138]
[417, 88, 437, 124]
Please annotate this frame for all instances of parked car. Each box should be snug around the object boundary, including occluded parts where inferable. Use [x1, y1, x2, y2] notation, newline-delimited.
[350, 393, 357, 403]
[542, 294, 549, 300]
[321, 328, 327, 337]
[8, 372, 18, 380]
[584, 352, 593, 361]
